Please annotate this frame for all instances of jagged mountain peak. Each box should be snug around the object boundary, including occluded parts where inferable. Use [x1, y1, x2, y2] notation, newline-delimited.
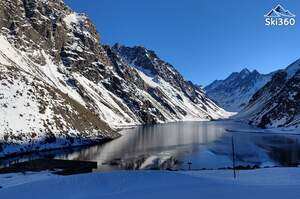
[112, 43, 148, 51]
[111, 44, 161, 68]
[110, 44, 191, 92]
[240, 68, 251, 74]
[230, 68, 259, 78]
[225, 68, 254, 82]
[205, 68, 272, 112]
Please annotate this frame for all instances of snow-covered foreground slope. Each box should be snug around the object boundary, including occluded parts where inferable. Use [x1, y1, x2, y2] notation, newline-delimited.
[205, 68, 272, 112]
[0, 0, 230, 157]
[1, 168, 300, 199]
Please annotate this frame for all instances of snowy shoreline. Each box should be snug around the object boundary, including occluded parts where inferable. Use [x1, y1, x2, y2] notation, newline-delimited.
[0, 137, 116, 160]
[0, 119, 228, 160]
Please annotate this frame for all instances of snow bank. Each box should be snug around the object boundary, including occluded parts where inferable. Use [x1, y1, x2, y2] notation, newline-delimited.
[1, 168, 300, 199]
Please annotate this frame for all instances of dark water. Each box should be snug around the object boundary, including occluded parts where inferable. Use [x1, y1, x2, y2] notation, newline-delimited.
[2, 121, 300, 170]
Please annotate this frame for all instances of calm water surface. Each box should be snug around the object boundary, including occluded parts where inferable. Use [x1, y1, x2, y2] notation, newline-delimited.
[58, 121, 300, 170]
[2, 121, 300, 170]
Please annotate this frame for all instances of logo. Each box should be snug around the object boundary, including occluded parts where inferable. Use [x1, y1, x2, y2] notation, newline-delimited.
[264, 4, 296, 26]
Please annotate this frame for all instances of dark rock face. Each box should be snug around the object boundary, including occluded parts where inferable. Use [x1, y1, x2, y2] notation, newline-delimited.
[0, 0, 111, 77]
[111, 44, 202, 103]
[106, 44, 229, 121]
[205, 68, 272, 112]
[252, 71, 300, 128]
[248, 71, 287, 106]
[237, 60, 300, 128]
[1, 0, 68, 60]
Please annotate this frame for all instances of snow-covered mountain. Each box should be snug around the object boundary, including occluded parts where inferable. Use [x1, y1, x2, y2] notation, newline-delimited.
[236, 59, 300, 129]
[205, 68, 272, 112]
[0, 0, 229, 157]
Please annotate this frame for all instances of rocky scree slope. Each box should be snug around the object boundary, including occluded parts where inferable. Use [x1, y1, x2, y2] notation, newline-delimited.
[0, 0, 229, 157]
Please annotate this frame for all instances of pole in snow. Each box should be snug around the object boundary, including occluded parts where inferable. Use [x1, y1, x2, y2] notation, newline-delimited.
[231, 136, 236, 179]
[188, 161, 192, 170]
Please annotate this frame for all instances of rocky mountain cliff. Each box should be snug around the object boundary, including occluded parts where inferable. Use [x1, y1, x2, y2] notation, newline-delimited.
[236, 60, 300, 129]
[0, 0, 229, 157]
[205, 69, 272, 112]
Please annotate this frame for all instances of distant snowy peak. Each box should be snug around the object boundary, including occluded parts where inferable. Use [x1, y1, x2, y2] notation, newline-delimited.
[205, 68, 272, 112]
[240, 68, 251, 75]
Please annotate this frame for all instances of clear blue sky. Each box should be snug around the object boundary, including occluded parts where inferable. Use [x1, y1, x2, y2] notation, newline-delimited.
[65, 0, 300, 86]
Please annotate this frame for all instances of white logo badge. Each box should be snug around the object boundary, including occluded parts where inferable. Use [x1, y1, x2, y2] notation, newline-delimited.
[264, 4, 296, 26]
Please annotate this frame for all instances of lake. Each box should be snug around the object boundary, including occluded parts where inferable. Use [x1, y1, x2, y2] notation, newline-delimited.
[2, 120, 300, 170]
